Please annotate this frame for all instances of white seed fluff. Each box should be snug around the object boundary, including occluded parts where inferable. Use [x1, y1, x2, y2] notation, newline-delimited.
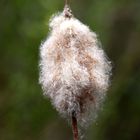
[39, 7, 111, 126]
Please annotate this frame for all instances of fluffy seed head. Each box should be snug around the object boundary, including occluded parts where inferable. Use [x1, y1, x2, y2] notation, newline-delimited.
[39, 6, 111, 126]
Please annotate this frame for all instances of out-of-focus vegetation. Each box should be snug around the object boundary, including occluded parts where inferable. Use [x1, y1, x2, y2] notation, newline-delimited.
[0, 0, 140, 140]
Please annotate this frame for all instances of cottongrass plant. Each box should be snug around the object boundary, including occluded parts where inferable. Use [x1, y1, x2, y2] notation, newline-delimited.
[39, 4, 111, 140]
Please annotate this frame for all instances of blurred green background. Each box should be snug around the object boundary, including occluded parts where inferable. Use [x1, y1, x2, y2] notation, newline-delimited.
[0, 0, 140, 140]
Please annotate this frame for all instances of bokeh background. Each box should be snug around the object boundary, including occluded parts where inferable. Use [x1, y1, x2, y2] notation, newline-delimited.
[0, 0, 140, 140]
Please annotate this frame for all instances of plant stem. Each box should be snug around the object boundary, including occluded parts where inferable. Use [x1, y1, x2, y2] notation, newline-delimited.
[72, 112, 79, 140]
[65, 0, 68, 5]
